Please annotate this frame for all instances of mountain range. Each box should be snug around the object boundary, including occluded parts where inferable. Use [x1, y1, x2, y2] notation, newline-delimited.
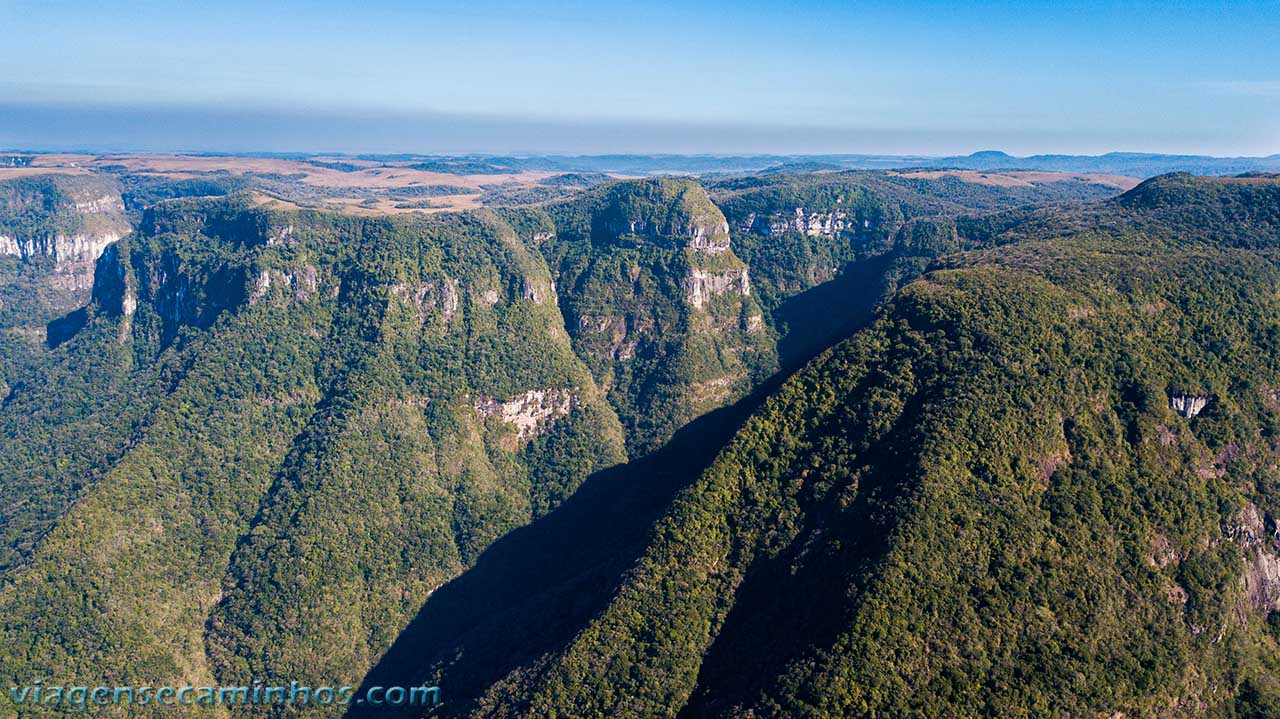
[3, 158, 1280, 717]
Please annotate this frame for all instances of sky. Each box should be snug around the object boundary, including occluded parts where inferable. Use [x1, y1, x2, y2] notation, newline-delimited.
[1, 0, 1278, 156]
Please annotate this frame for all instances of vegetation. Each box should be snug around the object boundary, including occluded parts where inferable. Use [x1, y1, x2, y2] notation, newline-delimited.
[5, 165, 1219, 719]
[358, 175, 1280, 718]
[0, 196, 626, 717]
[535, 178, 775, 455]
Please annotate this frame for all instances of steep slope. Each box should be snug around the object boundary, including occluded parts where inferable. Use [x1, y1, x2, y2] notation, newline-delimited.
[515, 174, 1100, 456]
[527, 179, 775, 456]
[0, 169, 1138, 718]
[0, 195, 625, 717]
[708, 169, 1118, 318]
[356, 176, 1280, 718]
[709, 173, 972, 367]
[0, 174, 130, 314]
[0, 174, 130, 393]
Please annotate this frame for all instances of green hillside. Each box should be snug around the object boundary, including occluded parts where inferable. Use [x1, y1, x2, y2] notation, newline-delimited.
[530, 178, 775, 455]
[355, 175, 1280, 718]
[0, 170, 1137, 718]
[0, 196, 627, 717]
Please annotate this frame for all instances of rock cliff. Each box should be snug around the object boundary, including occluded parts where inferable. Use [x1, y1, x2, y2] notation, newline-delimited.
[0, 175, 131, 317]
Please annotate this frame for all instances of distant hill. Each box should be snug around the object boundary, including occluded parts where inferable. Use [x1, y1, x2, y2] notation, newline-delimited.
[382, 151, 1280, 178]
[932, 150, 1280, 177]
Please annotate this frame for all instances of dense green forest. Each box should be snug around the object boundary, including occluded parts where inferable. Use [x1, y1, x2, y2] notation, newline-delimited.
[354, 174, 1280, 718]
[14, 165, 1257, 718]
[0, 195, 628, 717]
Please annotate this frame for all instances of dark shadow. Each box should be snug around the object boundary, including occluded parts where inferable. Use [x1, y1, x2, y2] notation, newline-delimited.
[347, 259, 900, 718]
[773, 254, 895, 371]
[676, 389, 927, 717]
[346, 387, 767, 717]
[46, 306, 88, 349]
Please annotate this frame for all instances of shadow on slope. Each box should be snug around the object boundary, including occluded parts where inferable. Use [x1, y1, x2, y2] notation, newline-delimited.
[347, 254, 898, 718]
[773, 253, 896, 372]
[347, 385, 767, 717]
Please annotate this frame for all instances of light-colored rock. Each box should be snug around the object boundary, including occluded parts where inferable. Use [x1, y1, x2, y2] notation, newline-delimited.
[475, 388, 578, 447]
[0, 232, 123, 263]
[522, 276, 549, 305]
[684, 268, 750, 310]
[1171, 393, 1211, 418]
[1245, 551, 1280, 613]
[607, 218, 731, 254]
[268, 223, 295, 246]
[391, 277, 460, 324]
[741, 208, 858, 238]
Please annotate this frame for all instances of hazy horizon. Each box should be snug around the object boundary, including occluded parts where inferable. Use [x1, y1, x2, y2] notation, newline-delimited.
[3, 0, 1278, 156]
[2, 101, 1277, 159]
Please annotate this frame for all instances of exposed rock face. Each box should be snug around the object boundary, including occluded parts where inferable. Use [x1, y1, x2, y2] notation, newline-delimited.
[1235, 503, 1280, 613]
[684, 267, 750, 310]
[90, 244, 131, 316]
[543, 178, 776, 455]
[1245, 553, 1280, 613]
[607, 217, 731, 253]
[0, 176, 132, 315]
[390, 277, 460, 324]
[267, 223, 295, 246]
[599, 178, 732, 253]
[85, 223, 255, 349]
[740, 208, 871, 238]
[0, 230, 126, 303]
[475, 388, 578, 447]
[1171, 393, 1212, 418]
[0, 228, 124, 264]
[522, 275, 551, 305]
[0, 185, 127, 263]
[250, 265, 322, 305]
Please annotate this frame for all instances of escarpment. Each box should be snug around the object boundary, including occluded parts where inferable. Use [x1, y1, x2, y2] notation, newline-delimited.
[596, 178, 733, 253]
[2, 167, 1178, 719]
[537, 179, 773, 454]
[0, 198, 628, 707]
[353, 174, 1280, 719]
[0, 175, 131, 319]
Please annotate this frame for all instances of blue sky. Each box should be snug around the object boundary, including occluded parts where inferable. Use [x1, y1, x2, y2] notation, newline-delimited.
[2, 0, 1277, 155]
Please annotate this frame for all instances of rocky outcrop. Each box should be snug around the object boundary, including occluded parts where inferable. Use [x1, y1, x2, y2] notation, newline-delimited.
[544, 178, 777, 454]
[1171, 393, 1212, 418]
[521, 275, 552, 305]
[0, 230, 124, 264]
[0, 182, 127, 265]
[1245, 552, 1280, 613]
[390, 277, 460, 324]
[85, 232, 253, 348]
[598, 179, 732, 253]
[1234, 503, 1280, 614]
[0, 176, 132, 315]
[250, 265, 323, 305]
[739, 208, 872, 238]
[90, 244, 133, 317]
[476, 388, 578, 448]
[606, 217, 731, 253]
[683, 267, 750, 310]
[267, 223, 296, 246]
